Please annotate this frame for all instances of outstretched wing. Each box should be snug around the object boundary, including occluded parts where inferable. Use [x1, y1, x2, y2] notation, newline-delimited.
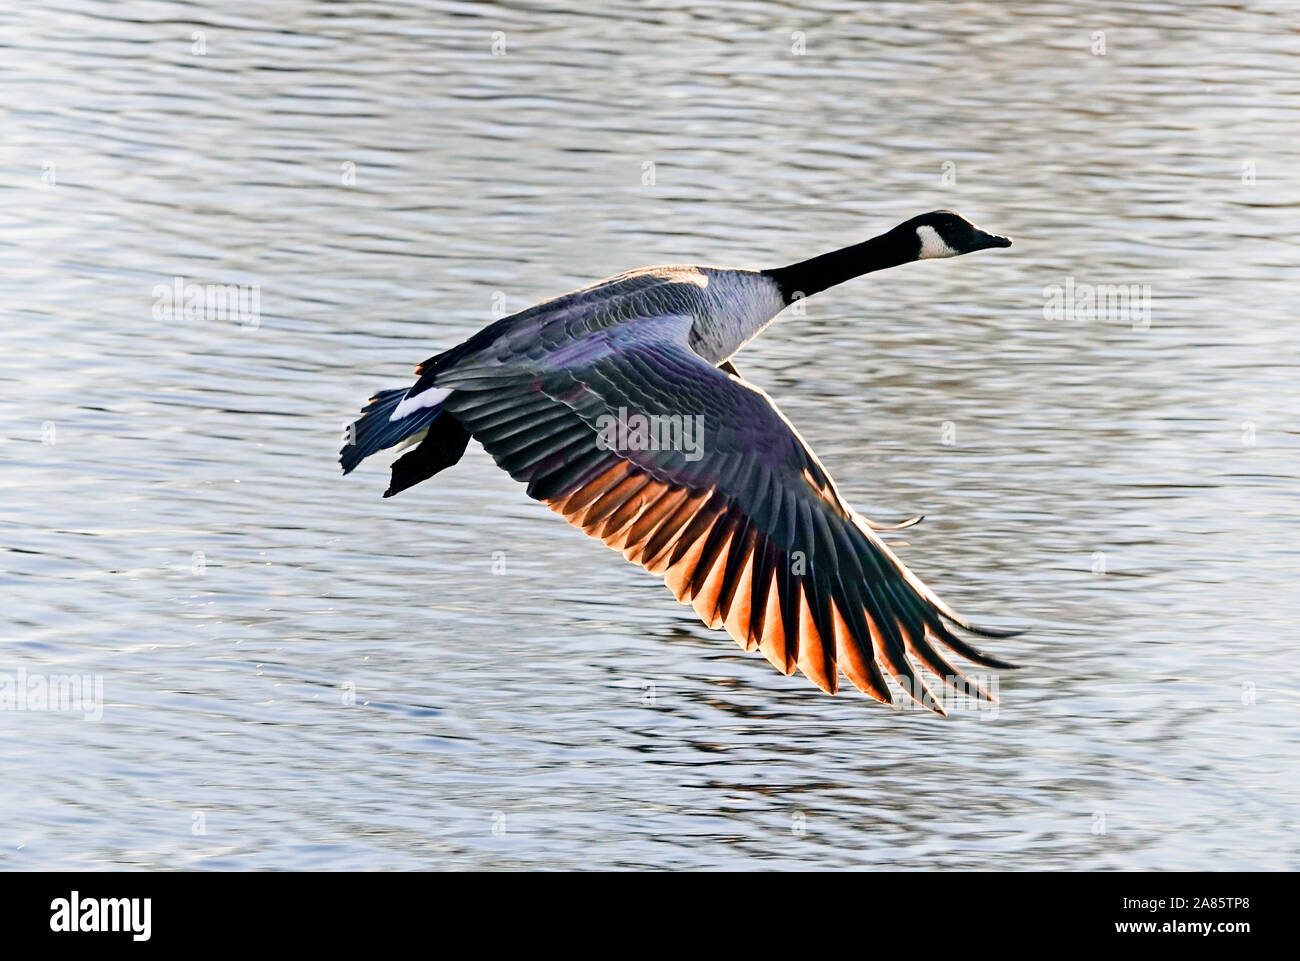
[437, 314, 1016, 711]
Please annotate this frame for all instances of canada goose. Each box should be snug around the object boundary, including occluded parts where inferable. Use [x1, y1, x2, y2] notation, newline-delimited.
[341, 210, 1017, 713]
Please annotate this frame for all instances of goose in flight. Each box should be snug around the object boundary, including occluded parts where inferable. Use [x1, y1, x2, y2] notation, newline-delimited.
[341, 211, 1017, 713]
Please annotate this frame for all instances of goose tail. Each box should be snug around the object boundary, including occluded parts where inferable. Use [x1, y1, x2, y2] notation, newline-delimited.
[340, 387, 440, 474]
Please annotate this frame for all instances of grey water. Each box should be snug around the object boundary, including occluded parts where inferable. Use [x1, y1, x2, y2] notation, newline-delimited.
[1, 0, 1297, 869]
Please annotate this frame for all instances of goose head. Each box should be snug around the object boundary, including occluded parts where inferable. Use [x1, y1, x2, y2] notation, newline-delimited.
[902, 210, 1012, 260]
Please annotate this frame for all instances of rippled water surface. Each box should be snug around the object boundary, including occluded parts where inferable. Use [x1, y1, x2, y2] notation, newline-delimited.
[2, 1, 1298, 869]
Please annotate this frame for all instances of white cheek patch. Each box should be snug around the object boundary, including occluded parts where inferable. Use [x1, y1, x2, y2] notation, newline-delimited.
[390, 386, 452, 421]
[916, 225, 957, 259]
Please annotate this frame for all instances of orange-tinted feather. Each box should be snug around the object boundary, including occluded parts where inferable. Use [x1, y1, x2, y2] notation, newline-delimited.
[796, 589, 836, 694]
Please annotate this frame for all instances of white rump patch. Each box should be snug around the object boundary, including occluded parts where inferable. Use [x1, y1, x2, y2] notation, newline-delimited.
[916, 225, 957, 260]
[390, 386, 452, 421]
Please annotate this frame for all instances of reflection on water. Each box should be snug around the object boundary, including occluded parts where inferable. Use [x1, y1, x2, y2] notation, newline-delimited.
[1, 1, 1298, 869]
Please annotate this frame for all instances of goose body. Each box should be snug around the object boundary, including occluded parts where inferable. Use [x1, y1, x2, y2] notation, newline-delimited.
[342, 211, 1016, 712]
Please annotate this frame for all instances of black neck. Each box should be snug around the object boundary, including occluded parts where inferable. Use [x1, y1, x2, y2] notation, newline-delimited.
[762, 228, 917, 304]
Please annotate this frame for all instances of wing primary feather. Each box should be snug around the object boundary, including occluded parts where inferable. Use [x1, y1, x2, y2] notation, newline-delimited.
[775, 556, 801, 675]
[665, 492, 729, 569]
[938, 612, 1027, 641]
[926, 616, 1021, 670]
[795, 588, 837, 694]
[806, 510, 845, 673]
[689, 505, 742, 601]
[758, 553, 793, 675]
[890, 617, 948, 716]
[747, 537, 775, 648]
[802, 569, 839, 689]
[862, 514, 925, 531]
[713, 520, 756, 626]
[912, 631, 998, 702]
[834, 591, 893, 703]
[831, 523, 918, 703]
[690, 525, 738, 629]
[858, 574, 932, 711]
[878, 576, 995, 701]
